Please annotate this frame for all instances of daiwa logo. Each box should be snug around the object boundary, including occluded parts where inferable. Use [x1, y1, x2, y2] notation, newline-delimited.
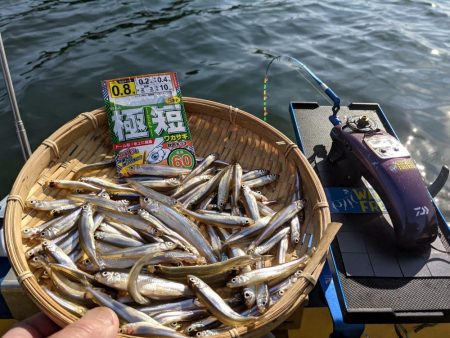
[414, 206, 429, 216]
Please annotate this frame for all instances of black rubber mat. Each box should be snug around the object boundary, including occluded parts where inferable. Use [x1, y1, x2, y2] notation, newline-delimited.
[291, 102, 450, 323]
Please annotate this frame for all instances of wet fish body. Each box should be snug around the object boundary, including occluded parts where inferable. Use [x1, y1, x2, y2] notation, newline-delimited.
[128, 164, 191, 177]
[187, 275, 257, 326]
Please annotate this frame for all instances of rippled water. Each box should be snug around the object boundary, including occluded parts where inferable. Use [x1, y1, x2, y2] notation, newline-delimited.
[0, 0, 449, 217]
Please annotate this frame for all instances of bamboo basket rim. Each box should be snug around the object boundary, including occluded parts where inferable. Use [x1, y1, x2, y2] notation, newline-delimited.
[5, 97, 335, 338]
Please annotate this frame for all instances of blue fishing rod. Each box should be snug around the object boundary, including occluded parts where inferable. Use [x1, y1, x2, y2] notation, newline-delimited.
[264, 55, 341, 125]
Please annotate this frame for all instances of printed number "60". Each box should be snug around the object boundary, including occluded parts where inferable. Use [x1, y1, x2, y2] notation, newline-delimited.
[172, 154, 192, 168]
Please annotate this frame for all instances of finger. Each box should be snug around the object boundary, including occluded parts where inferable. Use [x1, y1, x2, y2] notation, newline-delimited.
[48, 307, 119, 338]
[3, 312, 61, 338]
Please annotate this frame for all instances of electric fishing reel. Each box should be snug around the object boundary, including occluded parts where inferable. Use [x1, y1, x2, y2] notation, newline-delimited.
[328, 113, 438, 248]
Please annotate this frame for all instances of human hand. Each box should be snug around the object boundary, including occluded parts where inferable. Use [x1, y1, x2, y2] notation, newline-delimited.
[2, 307, 119, 338]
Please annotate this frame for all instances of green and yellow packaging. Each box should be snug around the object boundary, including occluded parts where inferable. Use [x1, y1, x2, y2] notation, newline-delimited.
[101, 72, 196, 176]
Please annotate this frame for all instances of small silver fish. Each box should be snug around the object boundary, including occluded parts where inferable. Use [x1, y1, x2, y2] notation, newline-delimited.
[142, 198, 217, 263]
[95, 270, 193, 300]
[120, 321, 185, 338]
[230, 164, 243, 216]
[79, 204, 102, 269]
[216, 166, 232, 211]
[94, 231, 144, 248]
[80, 176, 135, 193]
[187, 275, 257, 326]
[245, 174, 278, 189]
[176, 206, 254, 228]
[242, 169, 269, 181]
[241, 184, 260, 220]
[26, 198, 80, 211]
[127, 180, 177, 206]
[68, 194, 129, 212]
[139, 178, 181, 191]
[248, 200, 304, 252]
[43, 286, 87, 316]
[43, 241, 78, 270]
[171, 175, 212, 199]
[137, 299, 202, 316]
[227, 255, 309, 288]
[72, 158, 115, 180]
[277, 232, 290, 264]
[254, 226, 290, 255]
[47, 180, 102, 193]
[86, 286, 166, 326]
[128, 164, 191, 177]
[182, 153, 218, 183]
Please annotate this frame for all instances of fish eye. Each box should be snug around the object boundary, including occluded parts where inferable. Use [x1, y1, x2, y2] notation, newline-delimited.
[42, 240, 49, 245]
[32, 257, 38, 262]
[144, 197, 150, 203]
[231, 278, 237, 283]
[30, 200, 37, 204]
[102, 271, 108, 276]
[189, 277, 196, 282]
[244, 291, 252, 298]
[279, 290, 285, 295]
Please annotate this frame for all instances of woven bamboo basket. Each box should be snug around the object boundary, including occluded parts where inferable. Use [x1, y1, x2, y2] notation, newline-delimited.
[5, 97, 338, 337]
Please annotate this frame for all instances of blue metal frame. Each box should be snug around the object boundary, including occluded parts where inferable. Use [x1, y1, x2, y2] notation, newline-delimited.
[0, 257, 12, 318]
[0, 197, 12, 318]
[320, 256, 365, 338]
[290, 102, 364, 337]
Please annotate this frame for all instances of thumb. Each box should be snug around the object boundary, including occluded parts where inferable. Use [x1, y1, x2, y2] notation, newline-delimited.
[49, 307, 119, 338]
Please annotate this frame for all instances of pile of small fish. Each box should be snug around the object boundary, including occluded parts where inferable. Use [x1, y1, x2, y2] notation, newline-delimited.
[23, 153, 308, 337]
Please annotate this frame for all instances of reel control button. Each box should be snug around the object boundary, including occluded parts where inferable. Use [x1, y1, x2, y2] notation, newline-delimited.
[364, 134, 410, 159]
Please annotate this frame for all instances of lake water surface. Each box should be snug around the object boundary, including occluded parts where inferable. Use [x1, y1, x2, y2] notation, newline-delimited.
[0, 0, 449, 218]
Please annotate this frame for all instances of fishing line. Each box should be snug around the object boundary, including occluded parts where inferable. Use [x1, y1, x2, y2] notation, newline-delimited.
[263, 55, 334, 122]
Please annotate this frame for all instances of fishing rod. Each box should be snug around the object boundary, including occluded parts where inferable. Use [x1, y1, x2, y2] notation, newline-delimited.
[0, 32, 32, 161]
[263, 55, 341, 125]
